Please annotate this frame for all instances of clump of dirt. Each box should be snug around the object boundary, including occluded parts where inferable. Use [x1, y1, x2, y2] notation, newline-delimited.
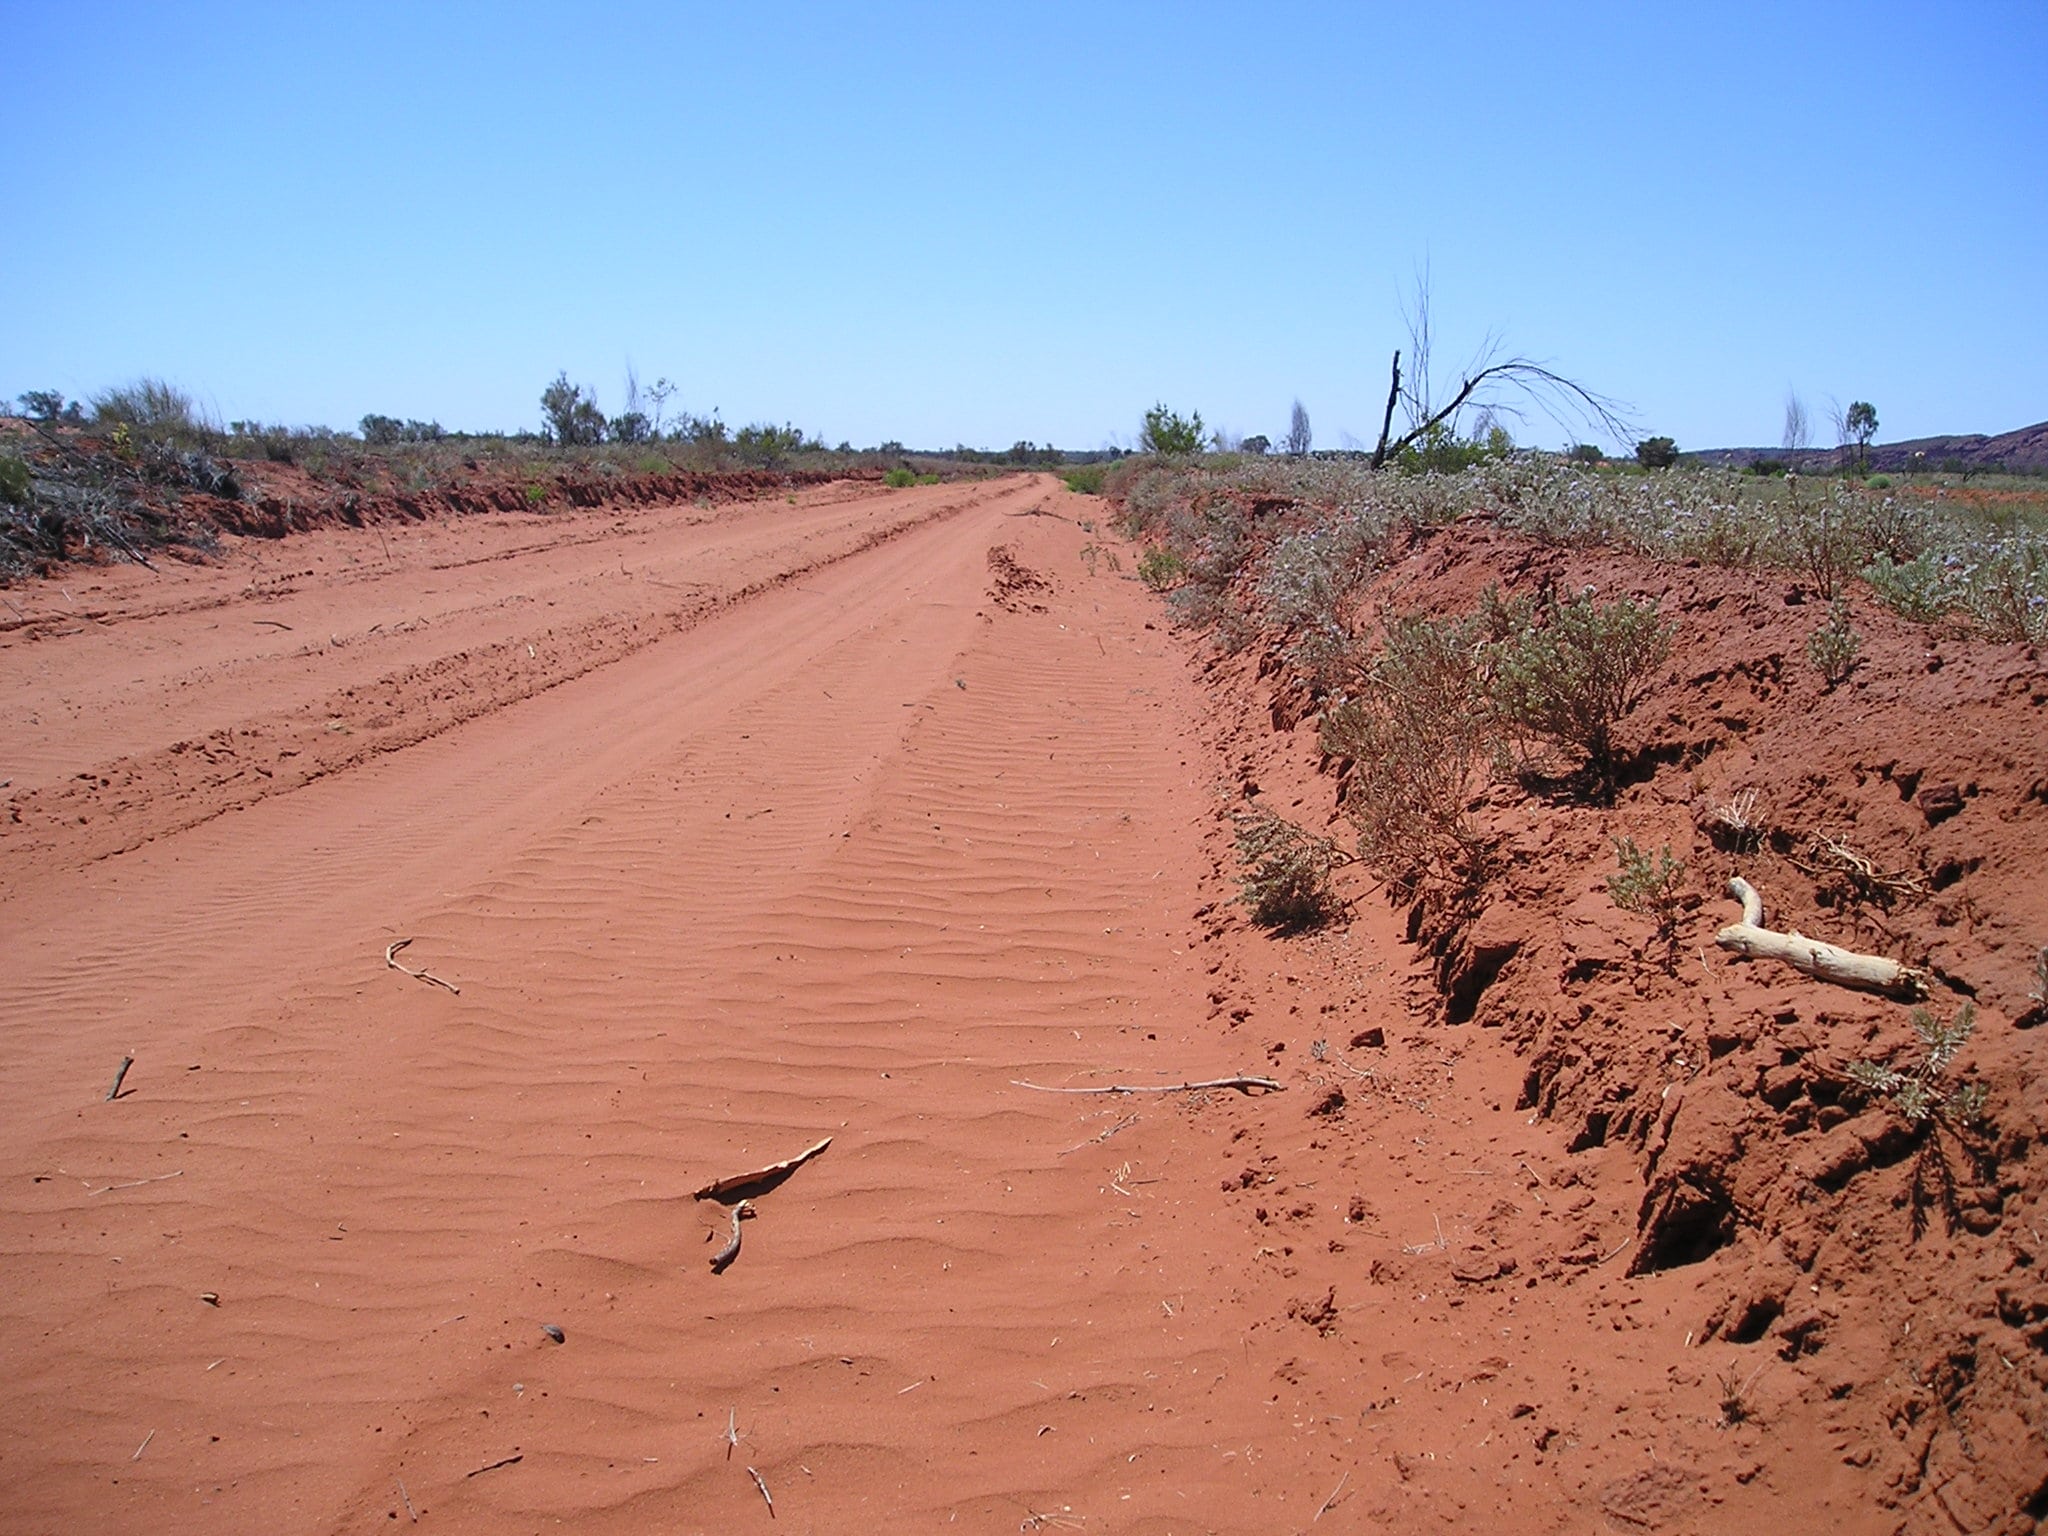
[1191, 518, 2048, 1527]
[986, 543, 1052, 611]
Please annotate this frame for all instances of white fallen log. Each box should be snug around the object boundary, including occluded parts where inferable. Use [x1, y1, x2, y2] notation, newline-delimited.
[1713, 877, 1927, 999]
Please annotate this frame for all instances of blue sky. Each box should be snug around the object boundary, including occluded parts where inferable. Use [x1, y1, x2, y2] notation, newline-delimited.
[11, 2, 2044, 453]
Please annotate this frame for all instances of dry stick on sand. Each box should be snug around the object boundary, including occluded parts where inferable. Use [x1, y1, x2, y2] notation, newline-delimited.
[91, 1169, 183, 1196]
[1314, 1469, 1350, 1520]
[106, 1055, 134, 1101]
[395, 1477, 418, 1522]
[465, 1452, 522, 1479]
[693, 1136, 833, 1201]
[746, 1464, 775, 1517]
[1011, 1075, 1285, 1096]
[1713, 877, 1927, 998]
[710, 1201, 756, 1273]
[384, 938, 461, 995]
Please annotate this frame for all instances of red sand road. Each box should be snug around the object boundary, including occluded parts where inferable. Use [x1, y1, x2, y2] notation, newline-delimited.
[0, 476, 1364, 1533]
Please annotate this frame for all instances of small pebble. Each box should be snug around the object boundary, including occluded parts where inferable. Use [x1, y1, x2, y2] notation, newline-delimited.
[540, 1324, 565, 1344]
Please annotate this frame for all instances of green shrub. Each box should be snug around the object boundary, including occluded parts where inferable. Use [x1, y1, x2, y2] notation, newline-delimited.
[0, 455, 31, 508]
[1062, 462, 1109, 495]
[93, 378, 212, 442]
[884, 467, 916, 488]
[1606, 836, 1687, 948]
[1848, 1003, 1986, 1126]
[1140, 403, 1206, 457]
[735, 422, 808, 467]
[1805, 596, 1861, 686]
[1232, 807, 1342, 929]
[1862, 551, 1955, 622]
[1957, 537, 2048, 642]
[1490, 591, 1673, 790]
[1635, 436, 1678, 469]
[1321, 610, 1493, 896]
[540, 373, 605, 446]
[1138, 545, 1188, 590]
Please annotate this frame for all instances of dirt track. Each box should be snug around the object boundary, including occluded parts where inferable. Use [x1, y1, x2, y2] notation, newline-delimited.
[4, 475, 2036, 1534]
[0, 476, 1354, 1532]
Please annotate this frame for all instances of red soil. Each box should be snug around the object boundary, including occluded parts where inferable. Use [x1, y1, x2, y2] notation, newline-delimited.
[0, 477, 2041, 1533]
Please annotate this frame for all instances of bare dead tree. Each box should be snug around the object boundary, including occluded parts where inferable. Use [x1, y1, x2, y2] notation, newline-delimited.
[1825, 395, 1851, 472]
[1286, 399, 1313, 457]
[1782, 388, 1811, 463]
[1369, 270, 1633, 469]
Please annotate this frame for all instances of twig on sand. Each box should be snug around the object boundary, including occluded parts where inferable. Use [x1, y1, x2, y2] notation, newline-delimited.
[693, 1136, 832, 1201]
[1020, 1511, 1084, 1532]
[385, 938, 461, 995]
[1011, 1075, 1284, 1096]
[710, 1201, 756, 1273]
[91, 1169, 183, 1195]
[1314, 1469, 1350, 1520]
[746, 1464, 775, 1517]
[106, 1055, 135, 1101]
[396, 1477, 418, 1522]
[1595, 1232, 1635, 1266]
[465, 1451, 522, 1478]
[131, 1429, 155, 1461]
[722, 1407, 745, 1460]
[252, 619, 293, 631]
[1058, 1113, 1138, 1156]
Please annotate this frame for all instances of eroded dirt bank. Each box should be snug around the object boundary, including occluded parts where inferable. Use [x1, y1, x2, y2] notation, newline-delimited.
[0, 476, 2041, 1534]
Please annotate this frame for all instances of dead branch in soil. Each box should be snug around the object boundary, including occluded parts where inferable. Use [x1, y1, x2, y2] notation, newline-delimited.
[1012, 1075, 1285, 1096]
[384, 938, 461, 995]
[464, 1452, 522, 1478]
[746, 1464, 775, 1516]
[693, 1135, 832, 1201]
[396, 1477, 418, 1522]
[1314, 1469, 1350, 1520]
[105, 1055, 134, 1101]
[1713, 877, 1927, 998]
[709, 1200, 756, 1273]
[1058, 1113, 1138, 1155]
[1788, 832, 1928, 905]
[91, 1169, 183, 1195]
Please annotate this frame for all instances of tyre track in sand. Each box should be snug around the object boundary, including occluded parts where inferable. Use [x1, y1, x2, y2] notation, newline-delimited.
[0, 477, 991, 883]
[0, 475, 1336, 1533]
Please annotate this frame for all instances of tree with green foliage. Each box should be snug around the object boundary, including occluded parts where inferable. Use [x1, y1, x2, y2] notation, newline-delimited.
[540, 373, 606, 446]
[1140, 403, 1207, 457]
[1567, 443, 1605, 464]
[1635, 436, 1678, 469]
[1846, 401, 1878, 472]
[18, 390, 82, 423]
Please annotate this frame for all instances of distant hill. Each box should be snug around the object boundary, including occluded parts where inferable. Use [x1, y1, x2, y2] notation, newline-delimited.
[1690, 419, 2048, 475]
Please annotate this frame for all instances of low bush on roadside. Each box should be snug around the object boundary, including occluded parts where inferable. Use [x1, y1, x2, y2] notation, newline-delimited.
[884, 467, 917, 488]
[1320, 609, 1494, 897]
[1849, 1004, 1987, 1128]
[1232, 807, 1343, 930]
[1805, 596, 1862, 686]
[1490, 591, 1673, 792]
[1062, 462, 1109, 495]
[1607, 836, 1687, 951]
[1138, 545, 1187, 590]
